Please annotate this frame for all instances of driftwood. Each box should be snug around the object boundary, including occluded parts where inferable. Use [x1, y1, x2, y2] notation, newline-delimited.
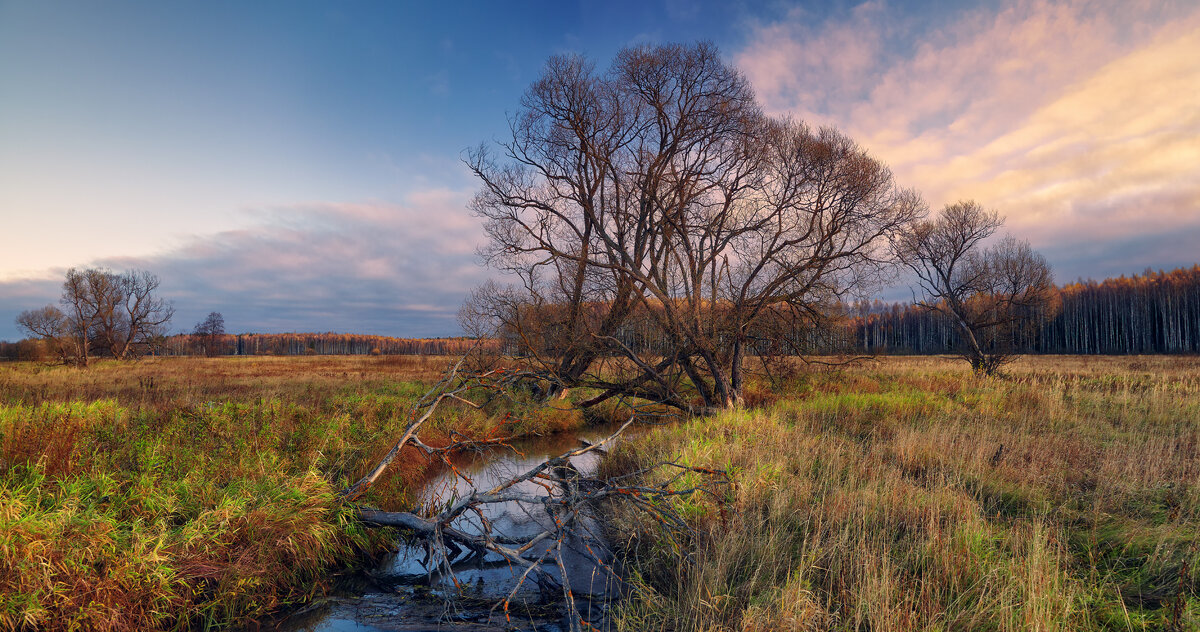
[337, 355, 725, 632]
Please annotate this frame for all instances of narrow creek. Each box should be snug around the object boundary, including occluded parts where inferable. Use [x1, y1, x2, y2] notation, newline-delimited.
[279, 424, 639, 632]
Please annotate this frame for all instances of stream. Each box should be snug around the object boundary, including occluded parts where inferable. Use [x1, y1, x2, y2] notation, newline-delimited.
[278, 425, 636, 632]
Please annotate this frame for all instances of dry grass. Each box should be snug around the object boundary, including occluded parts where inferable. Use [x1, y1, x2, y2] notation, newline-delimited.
[0, 354, 451, 406]
[6, 354, 1198, 630]
[0, 355, 584, 631]
[607, 355, 1200, 631]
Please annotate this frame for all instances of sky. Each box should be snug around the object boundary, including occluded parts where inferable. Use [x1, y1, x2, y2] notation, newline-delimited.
[1, 0, 1197, 340]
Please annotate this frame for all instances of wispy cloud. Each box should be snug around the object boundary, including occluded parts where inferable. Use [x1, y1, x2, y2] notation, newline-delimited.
[0, 189, 490, 340]
[737, 0, 1200, 281]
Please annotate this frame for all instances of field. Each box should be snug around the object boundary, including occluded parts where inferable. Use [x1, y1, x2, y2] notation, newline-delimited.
[606, 355, 1200, 631]
[2, 354, 1198, 631]
[0, 355, 586, 631]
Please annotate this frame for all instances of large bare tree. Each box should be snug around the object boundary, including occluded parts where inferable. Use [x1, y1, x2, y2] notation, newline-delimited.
[467, 42, 923, 410]
[894, 200, 1055, 375]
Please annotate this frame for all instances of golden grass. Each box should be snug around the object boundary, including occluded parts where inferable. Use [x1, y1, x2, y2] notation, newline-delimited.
[5, 354, 1199, 630]
[607, 355, 1200, 631]
[0, 355, 584, 631]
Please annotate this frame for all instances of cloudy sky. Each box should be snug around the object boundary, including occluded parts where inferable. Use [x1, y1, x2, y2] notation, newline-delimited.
[1, 0, 1197, 340]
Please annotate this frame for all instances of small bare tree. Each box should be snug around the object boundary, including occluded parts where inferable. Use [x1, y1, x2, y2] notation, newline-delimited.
[894, 200, 1055, 375]
[192, 311, 225, 357]
[14, 306, 80, 365]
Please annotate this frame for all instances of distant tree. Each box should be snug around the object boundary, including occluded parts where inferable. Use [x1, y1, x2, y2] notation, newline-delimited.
[0, 338, 49, 362]
[192, 311, 225, 357]
[15, 306, 79, 365]
[92, 268, 175, 360]
[15, 267, 174, 366]
[17, 338, 49, 361]
[894, 200, 1055, 376]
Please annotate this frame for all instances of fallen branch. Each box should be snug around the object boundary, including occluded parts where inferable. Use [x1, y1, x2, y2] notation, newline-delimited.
[340, 359, 727, 632]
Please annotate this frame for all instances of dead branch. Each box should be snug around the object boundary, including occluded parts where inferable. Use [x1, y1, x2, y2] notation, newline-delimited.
[339, 353, 478, 501]
[796, 354, 877, 368]
[341, 357, 726, 632]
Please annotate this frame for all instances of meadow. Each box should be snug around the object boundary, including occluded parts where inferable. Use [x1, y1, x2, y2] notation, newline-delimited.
[0, 355, 585, 631]
[605, 355, 1200, 631]
[1, 354, 1198, 631]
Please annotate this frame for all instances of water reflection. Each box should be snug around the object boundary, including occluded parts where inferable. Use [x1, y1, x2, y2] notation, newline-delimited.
[282, 426, 630, 632]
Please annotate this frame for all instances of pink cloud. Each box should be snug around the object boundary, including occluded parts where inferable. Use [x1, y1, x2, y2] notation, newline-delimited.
[736, 0, 1200, 278]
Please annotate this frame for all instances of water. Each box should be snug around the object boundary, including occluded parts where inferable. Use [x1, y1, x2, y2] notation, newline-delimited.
[280, 425, 632, 632]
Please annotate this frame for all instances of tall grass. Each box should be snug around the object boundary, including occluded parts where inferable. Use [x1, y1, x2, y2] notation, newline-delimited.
[0, 355, 585, 631]
[606, 355, 1200, 631]
[6, 355, 1198, 630]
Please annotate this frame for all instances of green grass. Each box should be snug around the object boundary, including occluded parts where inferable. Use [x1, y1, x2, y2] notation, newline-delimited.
[6, 354, 1199, 631]
[604, 355, 1200, 631]
[0, 355, 586, 631]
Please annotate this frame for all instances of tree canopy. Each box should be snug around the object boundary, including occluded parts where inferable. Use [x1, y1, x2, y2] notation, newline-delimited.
[467, 42, 923, 409]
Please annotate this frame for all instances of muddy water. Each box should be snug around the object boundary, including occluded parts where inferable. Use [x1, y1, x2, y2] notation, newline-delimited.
[280, 426, 634, 632]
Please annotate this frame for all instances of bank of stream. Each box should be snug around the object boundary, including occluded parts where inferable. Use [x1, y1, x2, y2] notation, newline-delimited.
[278, 423, 641, 632]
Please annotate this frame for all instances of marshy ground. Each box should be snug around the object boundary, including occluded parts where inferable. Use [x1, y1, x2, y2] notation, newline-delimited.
[2, 355, 1198, 630]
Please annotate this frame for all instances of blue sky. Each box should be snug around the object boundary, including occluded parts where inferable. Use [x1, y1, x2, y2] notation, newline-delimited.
[2, 0, 1198, 340]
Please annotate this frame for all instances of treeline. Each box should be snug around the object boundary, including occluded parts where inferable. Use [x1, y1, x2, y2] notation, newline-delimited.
[7, 267, 1197, 361]
[159, 333, 483, 357]
[0, 333, 484, 360]
[849, 265, 1200, 355]
[0, 339, 46, 362]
